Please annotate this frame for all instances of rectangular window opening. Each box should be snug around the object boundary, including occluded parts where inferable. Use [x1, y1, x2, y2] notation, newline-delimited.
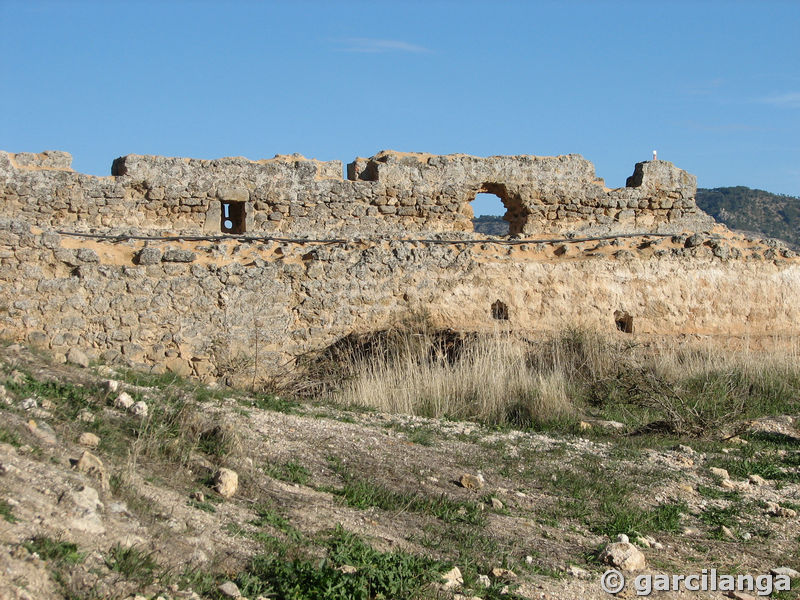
[221, 201, 246, 234]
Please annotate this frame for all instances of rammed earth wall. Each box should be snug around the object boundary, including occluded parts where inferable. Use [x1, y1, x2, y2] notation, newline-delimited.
[1, 149, 798, 383]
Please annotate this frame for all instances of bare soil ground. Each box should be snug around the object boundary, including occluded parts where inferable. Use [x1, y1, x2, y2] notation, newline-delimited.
[0, 343, 798, 599]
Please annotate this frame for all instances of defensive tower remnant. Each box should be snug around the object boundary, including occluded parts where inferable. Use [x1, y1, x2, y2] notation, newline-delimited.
[1, 149, 798, 384]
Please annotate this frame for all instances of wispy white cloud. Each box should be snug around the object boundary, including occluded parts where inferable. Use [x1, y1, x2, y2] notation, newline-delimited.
[757, 92, 800, 108]
[333, 37, 430, 54]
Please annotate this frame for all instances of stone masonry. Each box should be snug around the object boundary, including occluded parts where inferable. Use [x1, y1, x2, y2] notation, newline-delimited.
[1, 149, 798, 384]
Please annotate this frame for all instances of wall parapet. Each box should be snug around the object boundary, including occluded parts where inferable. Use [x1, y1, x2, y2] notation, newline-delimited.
[1, 149, 709, 237]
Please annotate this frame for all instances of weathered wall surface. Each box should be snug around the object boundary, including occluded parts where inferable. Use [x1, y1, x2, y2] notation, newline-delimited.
[0, 149, 797, 384]
[1, 149, 708, 238]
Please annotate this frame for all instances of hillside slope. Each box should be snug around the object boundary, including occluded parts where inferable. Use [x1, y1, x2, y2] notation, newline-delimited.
[692, 187, 798, 248]
[1, 342, 799, 599]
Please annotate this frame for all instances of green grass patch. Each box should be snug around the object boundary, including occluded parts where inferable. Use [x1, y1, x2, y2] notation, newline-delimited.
[234, 525, 444, 600]
[0, 498, 17, 523]
[707, 451, 800, 483]
[264, 460, 311, 485]
[105, 543, 159, 584]
[246, 393, 302, 414]
[0, 426, 21, 447]
[4, 372, 102, 420]
[24, 536, 84, 564]
[252, 503, 304, 542]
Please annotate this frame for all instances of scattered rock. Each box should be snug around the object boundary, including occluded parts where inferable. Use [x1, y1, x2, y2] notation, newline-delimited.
[599, 541, 646, 571]
[217, 581, 240, 598]
[130, 400, 148, 418]
[26, 420, 57, 445]
[490, 497, 504, 510]
[441, 566, 463, 589]
[566, 565, 592, 579]
[709, 467, 729, 479]
[114, 392, 134, 411]
[459, 473, 485, 489]
[77, 409, 96, 423]
[21, 397, 37, 410]
[616, 533, 629, 544]
[748, 474, 767, 486]
[78, 432, 100, 448]
[104, 379, 121, 393]
[67, 347, 90, 368]
[74, 450, 108, 489]
[214, 468, 238, 498]
[476, 574, 491, 588]
[337, 565, 358, 574]
[721, 525, 735, 539]
[770, 567, 800, 578]
[490, 567, 517, 580]
[765, 501, 797, 518]
[675, 444, 695, 455]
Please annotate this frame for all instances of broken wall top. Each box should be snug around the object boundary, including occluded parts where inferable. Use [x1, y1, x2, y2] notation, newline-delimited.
[0, 149, 709, 237]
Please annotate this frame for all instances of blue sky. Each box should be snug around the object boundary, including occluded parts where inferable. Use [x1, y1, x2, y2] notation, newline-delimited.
[2, 0, 799, 216]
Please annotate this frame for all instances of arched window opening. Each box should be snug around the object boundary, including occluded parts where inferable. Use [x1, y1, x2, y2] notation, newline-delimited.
[472, 193, 509, 235]
[469, 182, 527, 236]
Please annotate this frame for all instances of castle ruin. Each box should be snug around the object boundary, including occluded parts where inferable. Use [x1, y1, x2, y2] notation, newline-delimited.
[1, 149, 798, 383]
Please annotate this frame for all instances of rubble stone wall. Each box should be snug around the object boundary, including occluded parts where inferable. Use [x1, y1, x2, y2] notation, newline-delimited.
[1, 149, 706, 237]
[0, 149, 797, 383]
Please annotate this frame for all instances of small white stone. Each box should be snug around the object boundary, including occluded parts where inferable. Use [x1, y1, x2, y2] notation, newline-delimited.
[130, 401, 148, 418]
[441, 566, 463, 589]
[114, 392, 134, 411]
[21, 397, 37, 410]
[770, 567, 800, 578]
[616, 533, 629, 544]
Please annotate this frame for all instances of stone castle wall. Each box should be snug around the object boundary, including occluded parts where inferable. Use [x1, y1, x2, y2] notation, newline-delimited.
[0, 149, 797, 384]
[2, 149, 704, 238]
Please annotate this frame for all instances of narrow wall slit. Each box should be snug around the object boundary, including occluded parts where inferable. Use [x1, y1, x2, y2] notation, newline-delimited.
[221, 201, 246, 234]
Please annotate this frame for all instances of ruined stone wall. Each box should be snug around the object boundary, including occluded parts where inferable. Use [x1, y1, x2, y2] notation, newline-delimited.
[1, 149, 707, 238]
[0, 149, 797, 384]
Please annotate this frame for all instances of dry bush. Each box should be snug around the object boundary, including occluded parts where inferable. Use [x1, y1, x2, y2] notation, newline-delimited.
[327, 323, 576, 427]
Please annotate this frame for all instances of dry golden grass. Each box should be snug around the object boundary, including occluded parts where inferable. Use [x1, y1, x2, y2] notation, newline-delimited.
[322, 322, 800, 433]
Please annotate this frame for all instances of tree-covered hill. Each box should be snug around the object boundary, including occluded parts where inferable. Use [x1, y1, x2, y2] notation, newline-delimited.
[472, 214, 509, 235]
[696, 186, 800, 249]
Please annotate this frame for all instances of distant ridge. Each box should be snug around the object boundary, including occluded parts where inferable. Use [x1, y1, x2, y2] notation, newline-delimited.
[696, 186, 800, 249]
